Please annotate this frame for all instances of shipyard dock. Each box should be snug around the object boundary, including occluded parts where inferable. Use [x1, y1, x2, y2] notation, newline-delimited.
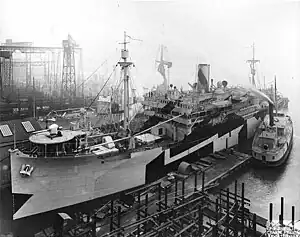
[31, 148, 270, 237]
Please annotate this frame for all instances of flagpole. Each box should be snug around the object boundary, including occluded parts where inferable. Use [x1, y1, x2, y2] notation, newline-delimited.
[13, 124, 16, 150]
[275, 75, 277, 115]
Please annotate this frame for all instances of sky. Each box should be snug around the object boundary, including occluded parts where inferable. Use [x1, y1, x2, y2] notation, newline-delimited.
[0, 0, 299, 97]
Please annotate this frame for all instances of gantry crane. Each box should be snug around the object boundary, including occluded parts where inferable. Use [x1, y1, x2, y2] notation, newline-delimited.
[61, 34, 78, 100]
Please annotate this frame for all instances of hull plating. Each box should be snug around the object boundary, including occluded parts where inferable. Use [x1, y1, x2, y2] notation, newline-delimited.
[10, 111, 263, 219]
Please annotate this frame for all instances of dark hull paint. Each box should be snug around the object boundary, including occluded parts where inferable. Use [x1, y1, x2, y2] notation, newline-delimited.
[11, 110, 262, 231]
[146, 113, 247, 183]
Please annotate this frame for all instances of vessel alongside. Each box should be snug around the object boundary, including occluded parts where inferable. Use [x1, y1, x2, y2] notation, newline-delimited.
[9, 35, 269, 220]
[252, 78, 293, 166]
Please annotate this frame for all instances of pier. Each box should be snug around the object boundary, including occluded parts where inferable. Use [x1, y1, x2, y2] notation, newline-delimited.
[33, 149, 272, 237]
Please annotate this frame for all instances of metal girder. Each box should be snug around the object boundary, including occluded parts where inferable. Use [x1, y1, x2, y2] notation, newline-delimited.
[0, 45, 81, 53]
[13, 61, 50, 67]
[61, 35, 76, 99]
[0, 57, 13, 89]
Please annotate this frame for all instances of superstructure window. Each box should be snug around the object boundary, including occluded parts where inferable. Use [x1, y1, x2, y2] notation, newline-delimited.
[0, 124, 13, 137]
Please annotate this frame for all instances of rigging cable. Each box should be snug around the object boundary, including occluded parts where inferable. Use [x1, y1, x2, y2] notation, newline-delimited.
[76, 49, 119, 90]
[76, 59, 108, 90]
[87, 59, 121, 110]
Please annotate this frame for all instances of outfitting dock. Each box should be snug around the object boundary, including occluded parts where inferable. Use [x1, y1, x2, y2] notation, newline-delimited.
[33, 149, 267, 237]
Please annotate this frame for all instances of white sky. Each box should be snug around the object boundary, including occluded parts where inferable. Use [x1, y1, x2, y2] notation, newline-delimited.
[0, 0, 299, 97]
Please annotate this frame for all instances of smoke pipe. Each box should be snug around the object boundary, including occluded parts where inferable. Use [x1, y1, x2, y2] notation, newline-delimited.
[269, 102, 274, 126]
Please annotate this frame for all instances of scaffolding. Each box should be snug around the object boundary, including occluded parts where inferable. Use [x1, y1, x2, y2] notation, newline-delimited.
[49, 170, 270, 237]
[61, 34, 77, 100]
[0, 51, 13, 95]
[0, 38, 82, 99]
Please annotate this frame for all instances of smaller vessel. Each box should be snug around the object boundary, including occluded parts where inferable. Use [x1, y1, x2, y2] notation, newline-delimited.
[252, 78, 293, 166]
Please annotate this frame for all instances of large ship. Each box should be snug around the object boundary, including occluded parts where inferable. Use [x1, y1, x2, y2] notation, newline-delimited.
[9, 33, 269, 220]
[252, 78, 293, 166]
[246, 43, 289, 111]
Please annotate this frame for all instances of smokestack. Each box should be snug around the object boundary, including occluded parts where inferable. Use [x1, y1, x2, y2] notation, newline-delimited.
[269, 102, 274, 126]
[197, 64, 210, 93]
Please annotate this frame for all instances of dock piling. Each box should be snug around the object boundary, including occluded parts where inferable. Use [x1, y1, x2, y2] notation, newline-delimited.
[110, 200, 114, 232]
[241, 182, 245, 237]
[292, 205, 295, 228]
[226, 188, 230, 237]
[182, 179, 185, 203]
[202, 171, 205, 193]
[117, 206, 121, 237]
[194, 171, 198, 192]
[164, 187, 168, 208]
[253, 213, 257, 237]
[175, 177, 178, 205]
[234, 180, 237, 203]
[145, 193, 148, 217]
[137, 190, 141, 237]
[280, 196, 284, 225]
[158, 183, 161, 211]
[269, 203, 273, 223]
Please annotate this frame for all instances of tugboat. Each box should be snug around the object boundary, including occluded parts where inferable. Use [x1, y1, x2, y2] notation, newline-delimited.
[252, 77, 293, 166]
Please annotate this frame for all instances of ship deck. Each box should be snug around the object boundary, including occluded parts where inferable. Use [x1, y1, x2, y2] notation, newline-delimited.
[11, 147, 163, 220]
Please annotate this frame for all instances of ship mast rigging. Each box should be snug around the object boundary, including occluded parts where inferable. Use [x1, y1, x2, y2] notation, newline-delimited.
[118, 31, 134, 130]
[274, 75, 277, 115]
[156, 45, 172, 91]
[247, 43, 260, 88]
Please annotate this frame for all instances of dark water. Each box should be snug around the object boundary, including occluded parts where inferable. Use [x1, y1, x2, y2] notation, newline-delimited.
[1, 99, 300, 235]
[222, 98, 300, 223]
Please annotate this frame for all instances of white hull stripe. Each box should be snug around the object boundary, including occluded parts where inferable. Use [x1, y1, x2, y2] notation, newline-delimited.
[164, 124, 245, 165]
[164, 134, 218, 165]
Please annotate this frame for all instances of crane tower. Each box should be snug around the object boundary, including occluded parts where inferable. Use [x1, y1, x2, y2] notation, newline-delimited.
[61, 35, 77, 99]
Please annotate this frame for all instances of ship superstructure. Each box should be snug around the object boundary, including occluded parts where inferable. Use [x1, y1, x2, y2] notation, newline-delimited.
[246, 43, 289, 110]
[252, 78, 293, 166]
[9, 36, 269, 221]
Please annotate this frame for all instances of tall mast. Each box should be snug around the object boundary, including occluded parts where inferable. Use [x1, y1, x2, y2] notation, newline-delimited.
[118, 31, 133, 130]
[274, 75, 277, 115]
[156, 45, 172, 91]
[247, 43, 260, 87]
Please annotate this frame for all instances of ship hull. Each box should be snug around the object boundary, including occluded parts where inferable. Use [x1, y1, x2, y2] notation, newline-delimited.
[10, 111, 264, 220]
[145, 112, 264, 183]
[252, 130, 293, 167]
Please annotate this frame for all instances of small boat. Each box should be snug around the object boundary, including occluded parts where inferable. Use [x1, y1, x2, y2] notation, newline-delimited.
[252, 77, 293, 167]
